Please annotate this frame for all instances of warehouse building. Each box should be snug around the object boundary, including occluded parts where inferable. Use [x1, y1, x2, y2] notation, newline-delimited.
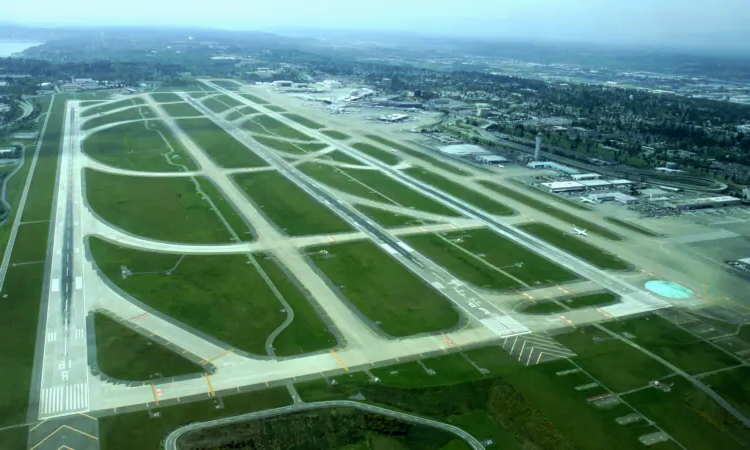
[667, 196, 742, 210]
[578, 179, 612, 189]
[527, 161, 580, 174]
[476, 155, 507, 164]
[541, 181, 586, 192]
[586, 192, 639, 204]
[571, 173, 602, 181]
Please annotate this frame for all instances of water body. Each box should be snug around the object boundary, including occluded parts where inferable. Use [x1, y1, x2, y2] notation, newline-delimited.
[0, 41, 43, 57]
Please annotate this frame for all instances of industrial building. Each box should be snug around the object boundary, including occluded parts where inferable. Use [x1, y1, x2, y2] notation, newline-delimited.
[438, 144, 488, 157]
[527, 161, 580, 174]
[475, 155, 507, 164]
[578, 179, 612, 189]
[541, 181, 586, 192]
[609, 179, 634, 186]
[586, 192, 639, 204]
[571, 173, 602, 181]
[667, 196, 742, 210]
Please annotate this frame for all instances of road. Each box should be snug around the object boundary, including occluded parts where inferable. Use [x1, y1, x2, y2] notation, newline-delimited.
[35, 103, 90, 419]
[202, 80, 669, 318]
[0, 95, 56, 289]
[183, 92, 532, 339]
[163, 400, 485, 450]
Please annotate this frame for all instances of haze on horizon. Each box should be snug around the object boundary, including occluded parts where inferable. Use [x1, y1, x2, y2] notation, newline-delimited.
[4, 0, 750, 54]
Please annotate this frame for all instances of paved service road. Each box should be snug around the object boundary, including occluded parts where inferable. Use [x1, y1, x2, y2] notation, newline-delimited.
[163, 400, 485, 450]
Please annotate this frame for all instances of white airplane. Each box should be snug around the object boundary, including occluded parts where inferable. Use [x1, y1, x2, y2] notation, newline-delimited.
[579, 197, 596, 204]
[572, 226, 588, 237]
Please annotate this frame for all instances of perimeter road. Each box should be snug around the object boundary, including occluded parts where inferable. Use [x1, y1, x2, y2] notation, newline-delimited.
[0, 94, 56, 290]
[163, 400, 484, 450]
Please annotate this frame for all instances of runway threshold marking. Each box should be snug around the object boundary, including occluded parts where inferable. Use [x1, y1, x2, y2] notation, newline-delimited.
[204, 373, 216, 397]
[330, 349, 349, 372]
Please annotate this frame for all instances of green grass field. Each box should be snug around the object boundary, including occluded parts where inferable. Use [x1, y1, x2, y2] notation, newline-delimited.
[85, 169, 252, 243]
[176, 118, 267, 168]
[149, 92, 182, 103]
[265, 105, 286, 112]
[320, 151, 361, 164]
[9, 221, 49, 264]
[354, 205, 433, 227]
[604, 315, 740, 374]
[79, 100, 104, 107]
[211, 79, 243, 90]
[160, 102, 203, 117]
[510, 181, 592, 211]
[215, 94, 242, 107]
[83, 120, 199, 172]
[604, 217, 661, 237]
[518, 223, 629, 270]
[255, 255, 337, 356]
[321, 129, 350, 140]
[406, 168, 514, 215]
[241, 115, 314, 141]
[80, 97, 145, 117]
[624, 377, 750, 450]
[202, 96, 232, 113]
[94, 312, 203, 380]
[99, 387, 292, 450]
[81, 105, 156, 130]
[240, 93, 270, 104]
[253, 135, 327, 154]
[91, 239, 286, 355]
[479, 181, 622, 240]
[283, 113, 325, 129]
[225, 105, 258, 121]
[520, 293, 619, 314]
[404, 228, 577, 289]
[307, 240, 459, 336]
[351, 142, 401, 165]
[298, 163, 461, 217]
[233, 171, 353, 236]
[703, 366, 750, 417]
[556, 326, 674, 392]
[366, 135, 469, 175]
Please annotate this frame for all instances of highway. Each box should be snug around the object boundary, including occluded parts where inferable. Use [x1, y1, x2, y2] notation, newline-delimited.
[183, 92, 531, 339]
[36, 103, 90, 419]
[201, 80, 669, 317]
[163, 400, 485, 450]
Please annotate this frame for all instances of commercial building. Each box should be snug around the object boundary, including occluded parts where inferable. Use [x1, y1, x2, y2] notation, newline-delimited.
[541, 181, 585, 192]
[527, 161, 580, 174]
[438, 144, 488, 157]
[609, 179, 634, 187]
[578, 179, 612, 189]
[667, 196, 742, 210]
[475, 155, 507, 164]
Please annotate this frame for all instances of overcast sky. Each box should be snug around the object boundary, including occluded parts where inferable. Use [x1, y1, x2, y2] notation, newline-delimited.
[6, 0, 750, 51]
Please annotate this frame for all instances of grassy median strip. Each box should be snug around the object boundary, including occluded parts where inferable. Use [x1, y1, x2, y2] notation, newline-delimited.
[405, 228, 577, 290]
[241, 115, 314, 141]
[256, 255, 337, 356]
[161, 102, 203, 117]
[84, 120, 199, 172]
[321, 151, 360, 164]
[225, 105, 258, 121]
[351, 142, 400, 165]
[307, 240, 459, 336]
[265, 105, 286, 112]
[233, 171, 353, 236]
[176, 118, 267, 168]
[406, 168, 514, 215]
[90, 238, 287, 355]
[321, 129, 350, 140]
[518, 223, 629, 270]
[211, 80, 243, 90]
[149, 92, 182, 103]
[81, 105, 156, 130]
[99, 387, 291, 450]
[9, 221, 50, 264]
[94, 312, 203, 381]
[299, 162, 461, 217]
[520, 293, 620, 315]
[604, 217, 660, 237]
[354, 205, 432, 227]
[80, 97, 145, 117]
[240, 93, 270, 104]
[202, 96, 232, 113]
[253, 135, 327, 154]
[283, 113, 325, 129]
[85, 169, 252, 243]
[366, 134, 469, 175]
[478, 181, 622, 240]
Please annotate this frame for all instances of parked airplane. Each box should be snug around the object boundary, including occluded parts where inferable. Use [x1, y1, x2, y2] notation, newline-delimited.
[579, 197, 596, 204]
[572, 226, 588, 237]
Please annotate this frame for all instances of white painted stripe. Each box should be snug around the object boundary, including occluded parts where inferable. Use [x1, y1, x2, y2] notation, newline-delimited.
[75, 276, 83, 290]
[84, 382, 89, 408]
[40, 389, 46, 415]
[54, 387, 61, 413]
[51, 279, 60, 292]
